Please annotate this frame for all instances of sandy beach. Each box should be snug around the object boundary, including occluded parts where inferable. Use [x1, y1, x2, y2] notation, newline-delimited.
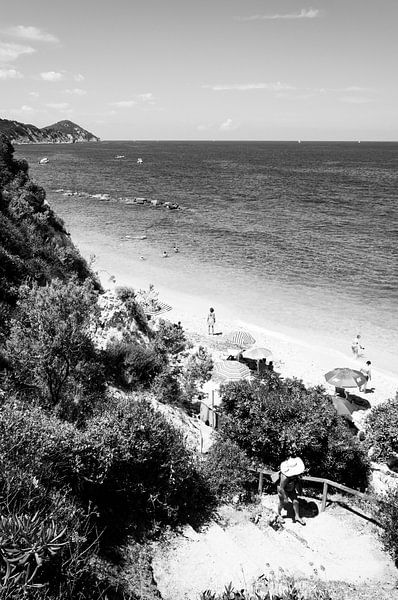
[81, 237, 398, 413]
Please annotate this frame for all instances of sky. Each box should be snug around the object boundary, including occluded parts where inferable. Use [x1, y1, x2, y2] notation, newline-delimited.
[0, 0, 397, 140]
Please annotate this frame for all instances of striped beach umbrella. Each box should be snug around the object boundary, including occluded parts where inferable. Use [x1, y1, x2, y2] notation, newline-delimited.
[213, 360, 251, 382]
[224, 330, 256, 348]
[324, 367, 366, 389]
[143, 300, 172, 316]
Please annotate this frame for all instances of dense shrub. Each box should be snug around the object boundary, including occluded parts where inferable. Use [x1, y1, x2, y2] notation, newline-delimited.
[202, 439, 256, 501]
[103, 338, 163, 390]
[114, 286, 150, 334]
[0, 453, 110, 599]
[5, 279, 105, 421]
[365, 393, 398, 462]
[153, 319, 188, 359]
[216, 374, 369, 490]
[151, 367, 184, 406]
[0, 396, 213, 541]
[374, 488, 398, 563]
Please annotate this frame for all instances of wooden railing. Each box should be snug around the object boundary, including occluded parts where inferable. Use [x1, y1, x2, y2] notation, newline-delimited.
[251, 468, 368, 512]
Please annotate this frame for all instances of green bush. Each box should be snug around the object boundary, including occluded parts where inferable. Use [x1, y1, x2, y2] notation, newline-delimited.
[5, 278, 105, 421]
[153, 319, 188, 359]
[202, 439, 256, 501]
[217, 375, 369, 490]
[103, 339, 163, 390]
[114, 286, 150, 334]
[151, 367, 183, 406]
[0, 453, 108, 599]
[365, 393, 398, 462]
[0, 396, 213, 540]
[374, 488, 398, 563]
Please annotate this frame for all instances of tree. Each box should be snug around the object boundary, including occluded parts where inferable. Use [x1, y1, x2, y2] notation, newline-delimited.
[6, 278, 104, 421]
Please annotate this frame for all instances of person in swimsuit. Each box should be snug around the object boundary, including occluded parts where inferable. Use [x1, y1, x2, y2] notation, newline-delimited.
[207, 307, 216, 335]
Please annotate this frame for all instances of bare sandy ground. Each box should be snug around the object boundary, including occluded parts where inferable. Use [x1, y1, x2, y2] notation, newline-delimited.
[151, 502, 398, 600]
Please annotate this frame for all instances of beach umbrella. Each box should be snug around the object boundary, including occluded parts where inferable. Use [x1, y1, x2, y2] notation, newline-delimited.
[242, 347, 273, 361]
[143, 300, 172, 316]
[242, 346, 273, 374]
[213, 360, 251, 382]
[324, 367, 366, 389]
[224, 330, 256, 348]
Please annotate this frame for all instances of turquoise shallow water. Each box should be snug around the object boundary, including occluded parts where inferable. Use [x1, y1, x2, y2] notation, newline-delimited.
[17, 141, 398, 375]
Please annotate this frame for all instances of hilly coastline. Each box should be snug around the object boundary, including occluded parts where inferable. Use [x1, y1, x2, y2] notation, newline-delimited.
[0, 118, 100, 144]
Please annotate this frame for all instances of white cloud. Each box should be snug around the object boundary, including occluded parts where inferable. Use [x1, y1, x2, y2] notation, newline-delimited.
[4, 25, 58, 43]
[46, 102, 70, 110]
[40, 71, 64, 82]
[138, 92, 155, 103]
[339, 96, 373, 104]
[342, 86, 372, 93]
[0, 68, 23, 79]
[64, 88, 86, 96]
[0, 42, 35, 62]
[220, 118, 237, 131]
[74, 73, 85, 82]
[236, 8, 319, 21]
[111, 100, 136, 108]
[1, 105, 44, 119]
[205, 82, 295, 92]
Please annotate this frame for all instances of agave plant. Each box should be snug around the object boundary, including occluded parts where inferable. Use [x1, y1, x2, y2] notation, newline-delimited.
[0, 512, 67, 587]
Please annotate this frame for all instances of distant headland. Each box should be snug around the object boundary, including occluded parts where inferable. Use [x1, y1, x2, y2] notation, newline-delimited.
[0, 118, 100, 144]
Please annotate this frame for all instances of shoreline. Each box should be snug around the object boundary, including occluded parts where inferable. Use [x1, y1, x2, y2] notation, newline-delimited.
[89, 248, 398, 409]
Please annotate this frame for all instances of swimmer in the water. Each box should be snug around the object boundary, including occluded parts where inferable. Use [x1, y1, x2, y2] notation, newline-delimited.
[162, 251, 168, 258]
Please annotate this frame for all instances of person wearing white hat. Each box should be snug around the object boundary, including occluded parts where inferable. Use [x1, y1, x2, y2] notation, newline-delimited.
[277, 454, 306, 525]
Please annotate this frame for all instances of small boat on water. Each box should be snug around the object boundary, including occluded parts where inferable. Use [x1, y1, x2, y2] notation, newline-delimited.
[137, 158, 143, 164]
[38, 157, 49, 164]
[115, 155, 125, 159]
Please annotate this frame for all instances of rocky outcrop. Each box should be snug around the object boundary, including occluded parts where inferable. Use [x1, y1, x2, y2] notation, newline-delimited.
[0, 118, 100, 144]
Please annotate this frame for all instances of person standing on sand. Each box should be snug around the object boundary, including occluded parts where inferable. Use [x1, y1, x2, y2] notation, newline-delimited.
[351, 334, 364, 359]
[360, 360, 372, 392]
[207, 307, 216, 335]
[277, 454, 306, 525]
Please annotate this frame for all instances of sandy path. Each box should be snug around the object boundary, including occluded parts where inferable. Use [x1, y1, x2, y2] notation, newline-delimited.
[151, 502, 398, 600]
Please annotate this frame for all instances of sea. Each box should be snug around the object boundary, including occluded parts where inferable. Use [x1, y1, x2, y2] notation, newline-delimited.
[16, 141, 398, 378]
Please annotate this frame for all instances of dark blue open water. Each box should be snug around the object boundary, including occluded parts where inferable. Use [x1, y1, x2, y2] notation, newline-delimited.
[17, 141, 398, 376]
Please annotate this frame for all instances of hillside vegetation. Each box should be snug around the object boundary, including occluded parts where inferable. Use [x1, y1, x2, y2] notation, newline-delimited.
[0, 135, 212, 598]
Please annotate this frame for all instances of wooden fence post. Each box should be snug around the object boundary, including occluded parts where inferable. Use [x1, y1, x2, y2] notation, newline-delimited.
[258, 472, 264, 495]
[321, 481, 328, 511]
